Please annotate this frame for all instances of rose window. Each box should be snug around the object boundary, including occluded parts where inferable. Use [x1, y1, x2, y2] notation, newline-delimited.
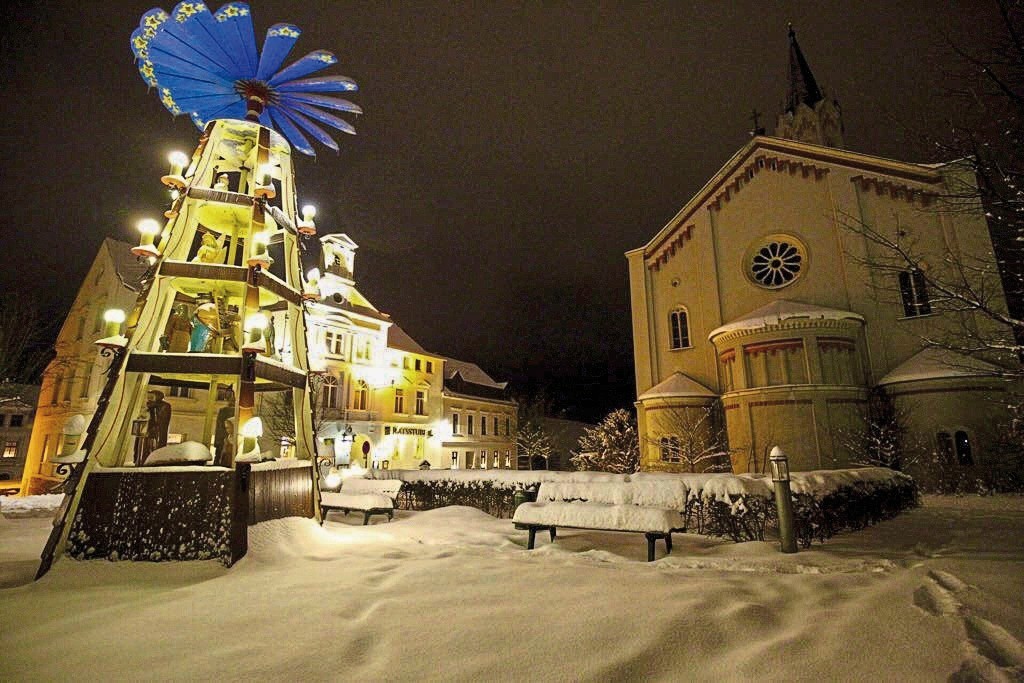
[747, 236, 806, 289]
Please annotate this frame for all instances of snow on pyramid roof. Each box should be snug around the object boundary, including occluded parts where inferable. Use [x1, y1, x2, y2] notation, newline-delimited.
[708, 300, 863, 339]
[877, 348, 1003, 386]
[638, 372, 717, 400]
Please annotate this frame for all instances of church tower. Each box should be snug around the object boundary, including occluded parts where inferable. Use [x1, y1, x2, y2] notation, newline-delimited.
[774, 25, 845, 148]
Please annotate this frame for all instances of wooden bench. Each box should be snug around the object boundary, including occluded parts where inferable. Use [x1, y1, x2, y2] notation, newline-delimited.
[320, 478, 403, 525]
[512, 481, 686, 562]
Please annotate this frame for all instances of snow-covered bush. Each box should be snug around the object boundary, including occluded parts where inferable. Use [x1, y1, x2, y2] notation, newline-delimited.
[571, 409, 640, 473]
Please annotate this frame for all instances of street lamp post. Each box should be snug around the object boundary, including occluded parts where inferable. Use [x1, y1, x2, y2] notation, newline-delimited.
[769, 446, 798, 553]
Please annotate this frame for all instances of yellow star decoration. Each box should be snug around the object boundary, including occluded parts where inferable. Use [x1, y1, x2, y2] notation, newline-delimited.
[317, 52, 334, 63]
[175, 3, 205, 23]
[161, 88, 181, 115]
[144, 12, 166, 30]
[133, 35, 149, 59]
[269, 26, 300, 38]
[216, 5, 247, 21]
[140, 63, 155, 81]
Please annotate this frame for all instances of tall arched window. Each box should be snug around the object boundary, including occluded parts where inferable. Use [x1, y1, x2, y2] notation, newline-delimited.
[321, 375, 339, 409]
[352, 380, 368, 411]
[954, 430, 973, 466]
[669, 308, 690, 350]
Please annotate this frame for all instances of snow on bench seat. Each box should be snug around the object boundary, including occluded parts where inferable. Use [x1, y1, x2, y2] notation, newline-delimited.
[513, 501, 682, 534]
[319, 478, 403, 525]
[321, 491, 394, 512]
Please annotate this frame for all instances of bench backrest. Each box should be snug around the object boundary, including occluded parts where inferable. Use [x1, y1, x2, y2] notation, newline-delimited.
[536, 480, 687, 510]
[343, 478, 403, 500]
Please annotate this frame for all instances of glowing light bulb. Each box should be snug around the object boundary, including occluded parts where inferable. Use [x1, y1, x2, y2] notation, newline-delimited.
[298, 204, 317, 235]
[168, 151, 189, 175]
[240, 416, 264, 439]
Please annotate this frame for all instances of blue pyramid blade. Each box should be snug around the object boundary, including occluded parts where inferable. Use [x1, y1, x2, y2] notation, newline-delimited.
[191, 99, 246, 129]
[152, 72, 236, 97]
[279, 98, 356, 135]
[149, 43, 235, 87]
[269, 108, 315, 156]
[163, 1, 248, 79]
[132, 8, 170, 59]
[258, 110, 273, 127]
[276, 106, 340, 151]
[257, 23, 301, 81]
[213, 2, 258, 76]
[268, 50, 337, 86]
[279, 92, 362, 114]
[276, 75, 358, 93]
[151, 26, 237, 82]
[175, 92, 243, 110]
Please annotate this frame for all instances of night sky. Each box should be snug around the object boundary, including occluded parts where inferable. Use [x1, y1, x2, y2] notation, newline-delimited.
[0, 1, 1000, 421]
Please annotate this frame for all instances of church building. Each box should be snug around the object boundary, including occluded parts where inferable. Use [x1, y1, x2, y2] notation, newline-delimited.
[627, 28, 1012, 474]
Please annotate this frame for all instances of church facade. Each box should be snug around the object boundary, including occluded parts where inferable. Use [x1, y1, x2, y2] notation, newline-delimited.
[628, 30, 1012, 474]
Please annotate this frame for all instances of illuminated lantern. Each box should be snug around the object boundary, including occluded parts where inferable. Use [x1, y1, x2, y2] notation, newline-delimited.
[254, 163, 276, 199]
[303, 268, 321, 300]
[95, 309, 128, 349]
[247, 231, 273, 268]
[242, 314, 268, 353]
[131, 218, 162, 258]
[161, 151, 190, 189]
[297, 204, 317, 235]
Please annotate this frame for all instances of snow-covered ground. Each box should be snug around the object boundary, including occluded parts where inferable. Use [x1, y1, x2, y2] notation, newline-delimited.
[2, 496, 1023, 681]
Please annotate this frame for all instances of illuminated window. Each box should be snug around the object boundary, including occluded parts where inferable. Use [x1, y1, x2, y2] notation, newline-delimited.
[325, 331, 344, 355]
[899, 270, 931, 317]
[480, 450, 488, 469]
[394, 388, 405, 413]
[322, 375, 339, 409]
[452, 413, 460, 434]
[169, 385, 191, 398]
[504, 451, 511, 468]
[451, 451, 459, 468]
[415, 390, 426, 416]
[2, 441, 16, 458]
[955, 430, 973, 466]
[492, 452, 499, 468]
[467, 415, 474, 435]
[352, 381, 368, 411]
[669, 309, 690, 350]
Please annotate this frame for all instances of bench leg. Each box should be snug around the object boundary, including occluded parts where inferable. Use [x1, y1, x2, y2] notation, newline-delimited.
[528, 527, 537, 550]
[363, 511, 371, 525]
[387, 510, 394, 522]
[549, 527, 556, 541]
[665, 533, 672, 554]
[645, 533, 657, 562]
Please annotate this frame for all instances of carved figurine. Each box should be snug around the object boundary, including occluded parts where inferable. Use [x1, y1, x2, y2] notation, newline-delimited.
[167, 304, 193, 352]
[219, 304, 242, 353]
[140, 390, 172, 464]
[188, 302, 220, 353]
[192, 232, 227, 264]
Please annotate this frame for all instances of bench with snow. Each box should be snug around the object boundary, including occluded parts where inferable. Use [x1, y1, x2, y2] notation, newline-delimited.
[512, 480, 687, 561]
[320, 478, 403, 525]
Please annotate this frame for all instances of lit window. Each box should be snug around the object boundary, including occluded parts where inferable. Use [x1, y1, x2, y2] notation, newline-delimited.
[467, 415, 474, 435]
[493, 452, 499, 468]
[504, 451, 511, 468]
[660, 436, 681, 463]
[452, 413, 460, 434]
[415, 390, 426, 416]
[480, 450, 488, 469]
[169, 385, 191, 398]
[2, 441, 16, 458]
[352, 381, 368, 411]
[899, 270, 931, 317]
[451, 451, 459, 468]
[394, 388, 405, 413]
[955, 430, 973, 466]
[669, 309, 690, 350]
[322, 375, 339, 409]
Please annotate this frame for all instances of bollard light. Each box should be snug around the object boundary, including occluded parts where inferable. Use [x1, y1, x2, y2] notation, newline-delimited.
[132, 218, 162, 258]
[769, 446, 797, 554]
[297, 204, 317, 235]
[95, 308, 128, 349]
[161, 151, 190, 189]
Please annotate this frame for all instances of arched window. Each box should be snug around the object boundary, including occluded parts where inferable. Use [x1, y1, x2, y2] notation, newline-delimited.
[954, 430, 973, 466]
[669, 308, 690, 350]
[321, 375, 339, 409]
[352, 380, 368, 411]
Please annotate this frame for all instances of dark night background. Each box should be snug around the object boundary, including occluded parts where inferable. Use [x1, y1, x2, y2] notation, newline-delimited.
[0, 1, 1001, 421]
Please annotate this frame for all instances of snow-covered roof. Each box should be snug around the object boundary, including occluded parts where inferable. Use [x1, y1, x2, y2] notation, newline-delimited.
[877, 348, 1003, 386]
[104, 238, 149, 292]
[637, 372, 717, 400]
[387, 324, 429, 355]
[442, 358, 507, 390]
[708, 300, 864, 339]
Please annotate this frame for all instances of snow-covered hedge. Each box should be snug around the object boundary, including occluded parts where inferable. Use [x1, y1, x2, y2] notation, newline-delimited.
[370, 467, 919, 545]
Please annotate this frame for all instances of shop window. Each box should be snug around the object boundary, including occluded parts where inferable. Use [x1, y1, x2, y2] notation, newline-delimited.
[898, 270, 931, 317]
[954, 430, 973, 466]
[2, 441, 17, 458]
[480, 450, 488, 469]
[669, 308, 690, 350]
[504, 451, 511, 468]
[451, 451, 459, 469]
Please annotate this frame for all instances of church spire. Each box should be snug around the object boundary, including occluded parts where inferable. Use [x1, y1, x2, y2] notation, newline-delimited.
[775, 24, 845, 148]
[786, 24, 823, 113]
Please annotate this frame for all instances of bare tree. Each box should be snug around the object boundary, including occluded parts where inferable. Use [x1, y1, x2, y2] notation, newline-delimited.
[0, 296, 53, 389]
[644, 402, 731, 473]
[514, 421, 554, 470]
